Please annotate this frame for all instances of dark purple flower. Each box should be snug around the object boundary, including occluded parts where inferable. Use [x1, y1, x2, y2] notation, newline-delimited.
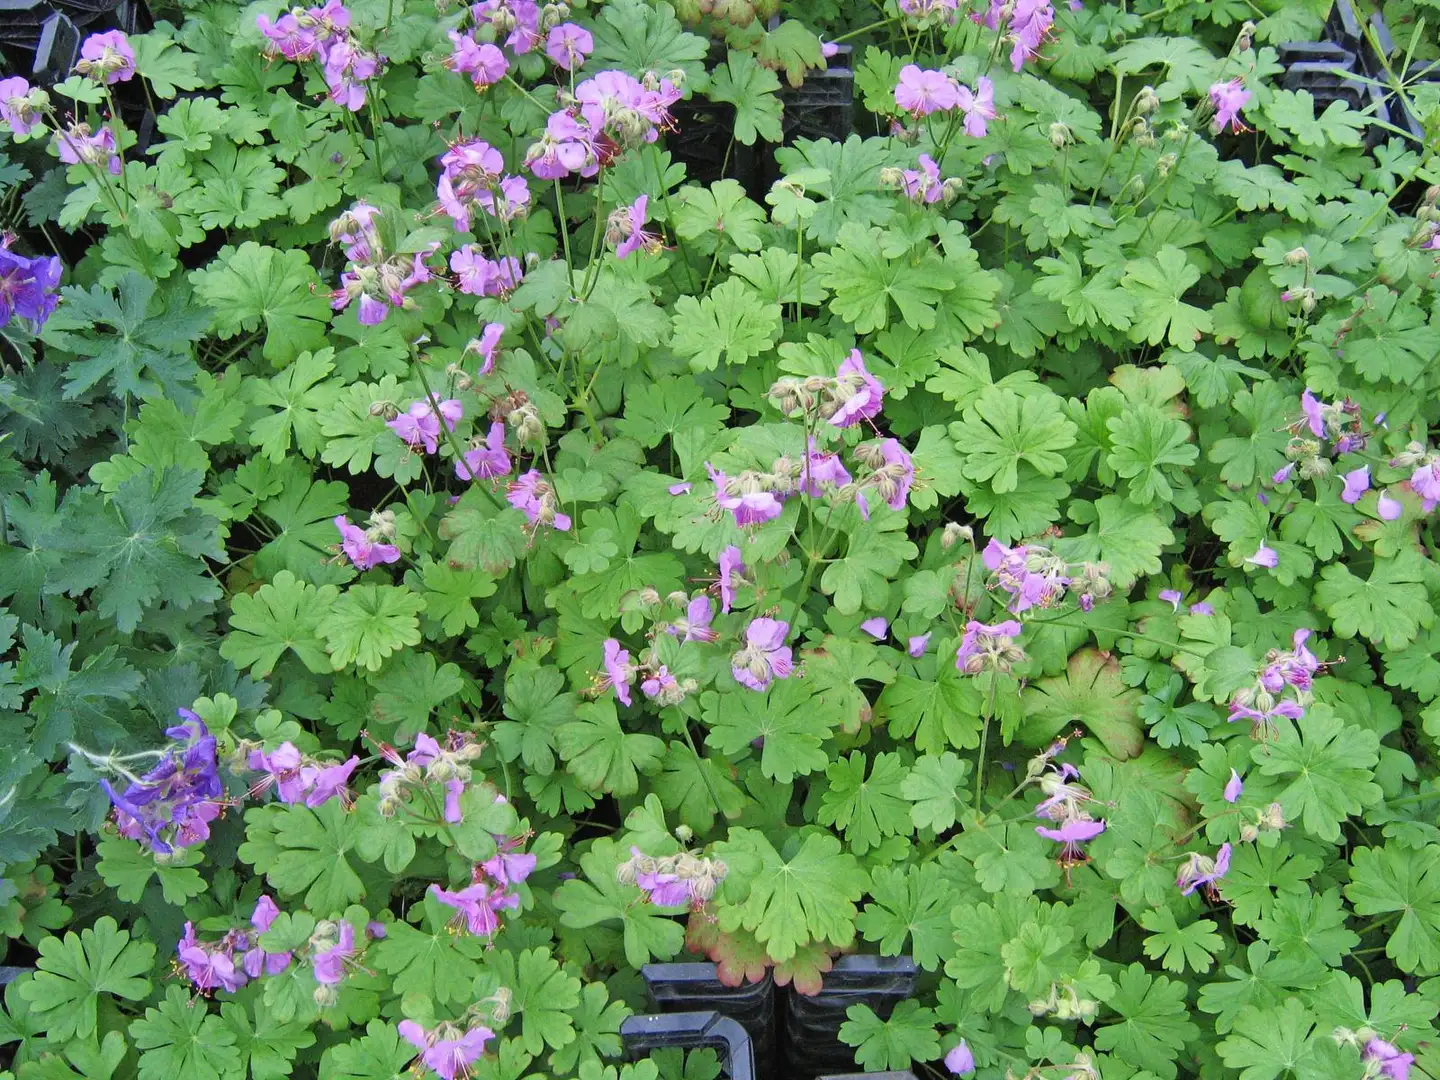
[0, 244, 62, 328]
[100, 710, 222, 855]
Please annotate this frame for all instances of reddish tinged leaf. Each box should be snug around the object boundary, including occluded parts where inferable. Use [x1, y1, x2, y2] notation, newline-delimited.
[772, 941, 837, 996]
[685, 917, 771, 987]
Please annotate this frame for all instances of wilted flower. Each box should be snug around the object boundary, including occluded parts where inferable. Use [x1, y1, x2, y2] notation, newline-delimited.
[1244, 543, 1278, 569]
[718, 545, 745, 613]
[945, 1040, 976, 1076]
[1340, 465, 1370, 504]
[1224, 769, 1244, 803]
[861, 617, 888, 640]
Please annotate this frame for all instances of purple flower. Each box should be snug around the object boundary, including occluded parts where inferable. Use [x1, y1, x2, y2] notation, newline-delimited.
[443, 778, 465, 824]
[671, 594, 719, 643]
[641, 665, 679, 700]
[955, 619, 1024, 675]
[1228, 697, 1305, 734]
[707, 463, 784, 527]
[830, 350, 885, 427]
[718, 545, 744, 613]
[945, 1040, 975, 1076]
[1244, 543, 1278, 569]
[524, 109, 600, 179]
[869, 438, 914, 512]
[1036, 818, 1105, 863]
[955, 76, 995, 136]
[1411, 462, 1440, 505]
[0, 77, 41, 137]
[545, 23, 593, 70]
[79, 31, 135, 83]
[304, 756, 358, 808]
[468, 322, 505, 376]
[451, 247, 523, 297]
[613, 195, 661, 259]
[1190, 602, 1215, 616]
[669, 481, 691, 495]
[482, 846, 537, 887]
[861, 617, 888, 640]
[0, 245, 62, 328]
[476, 0, 541, 52]
[177, 922, 248, 993]
[983, 539, 1068, 612]
[901, 154, 944, 204]
[803, 437, 852, 496]
[599, 638, 635, 707]
[331, 202, 382, 262]
[387, 399, 461, 454]
[1209, 79, 1251, 133]
[631, 848, 694, 906]
[1224, 769, 1244, 804]
[248, 741, 307, 802]
[429, 882, 515, 937]
[895, 65, 961, 116]
[507, 470, 571, 531]
[1377, 490, 1403, 521]
[1340, 465, 1370, 504]
[1158, 589, 1184, 612]
[399, 1021, 495, 1080]
[1272, 463, 1295, 485]
[1364, 1038, 1414, 1080]
[477, 175, 530, 222]
[312, 921, 356, 985]
[242, 896, 293, 978]
[448, 30, 508, 88]
[100, 711, 222, 855]
[1177, 843, 1232, 896]
[334, 515, 401, 570]
[732, 617, 794, 692]
[257, 12, 321, 60]
[908, 633, 931, 657]
[457, 422, 511, 483]
[1300, 389, 1328, 439]
[1001, 0, 1055, 70]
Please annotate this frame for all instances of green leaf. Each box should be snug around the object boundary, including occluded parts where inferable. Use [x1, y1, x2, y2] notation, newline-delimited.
[1216, 999, 1323, 1080]
[555, 838, 686, 970]
[1265, 89, 1367, 147]
[94, 834, 206, 905]
[704, 681, 833, 784]
[317, 584, 426, 673]
[587, 0, 709, 86]
[706, 52, 783, 145]
[486, 947, 581, 1056]
[838, 1000, 940, 1072]
[1345, 843, 1440, 975]
[1106, 404, 1199, 506]
[812, 223, 955, 333]
[1313, 551, 1435, 652]
[1139, 908, 1224, 974]
[803, 636, 896, 733]
[1092, 964, 1200, 1080]
[237, 801, 366, 912]
[1120, 246, 1213, 351]
[130, 31, 202, 98]
[189, 242, 331, 365]
[1255, 708, 1382, 843]
[221, 570, 339, 676]
[821, 508, 919, 614]
[319, 1021, 414, 1080]
[245, 349, 339, 463]
[130, 987, 241, 1080]
[714, 828, 868, 963]
[816, 752, 911, 855]
[1020, 648, 1144, 759]
[900, 752, 972, 833]
[557, 698, 665, 796]
[878, 665, 984, 755]
[671, 180, 767, 255]
[370, 895, 486, 1005]
[614, 379, 728, 450]
[950, 387, 1077, 493]
[669, 279, 781, 372]
[1055, 495, 1174, 591]
[547, 982, 628, 1076]
[18, 916, 154, 1042]
[855, 863, 957, 971]
[219, 1000, 317, 1080]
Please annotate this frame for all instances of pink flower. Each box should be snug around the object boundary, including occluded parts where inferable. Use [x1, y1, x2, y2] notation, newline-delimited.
[507, 470, 571, 531]
[1006, 0, 1055, 70]
[1364, 1038, 1414, 1080]
[599, 638, 635, 706]
[861, 617, 888, 640]
[545, 23, 593, 70]
[399, 1021, 495, 1080]
[451, 247, 523, 297]
[1190, 602, 1215, 616]
[177, 923, 247, 993]
[707, 464, 784, 527]
[945, 1040, 976, 1076]
[1340, 465, 1370, 504]
[718, 545, 744, 613]
[476, 175, 530, 222]
[908, 633, 931, 657]
[876, 439, 914, 511]
[1224, 769, 1244, 804]
[1244, 543, 1278, 569]
[471, 322, 505, 376]
[429, 882, 515, 936]
[448, 30, 508, 88]
[955, 76, 995, 136]
[334, 515, 401, 570]
[1228, 697, 1305, 731]
[1299, 389, 1328, 438]
[731, 617, 793, 691]
[248, 740, 307, 802]
[257, 13, 320, 60]
[1035, 818, 1105, 862]
[1209, 79, 1251, 133]
[1377, 490, 1403, 520]
[672, 594, 719, 643]
[304, 756, 359, 807]
[312, 921, 356, 985]
[830, 350, 885, 427]
[955, 619, 1024, 674]
[641, 666, 680, 700]
[613, 195, 661, 259]
[669, 481, 692, 495]
[803, 437, 852, 495]
[456, 422, 511, 483]
[0, 78, 41, 137]
[323, 39, 381, 111]
[387, 399, 461, 454]
[1410, 461, 1440, 503]
[54, 123, 122, 175]
[242, 896, 293, 978]
[983, 539, 1067, 611]
[79, 31, 135, 83]
[443, 779, 465, 823]
[895, 65, 961, 116]
[631, 847, 693, 906]
[900, 154, 944, 204]
[481, 848, 537, 886]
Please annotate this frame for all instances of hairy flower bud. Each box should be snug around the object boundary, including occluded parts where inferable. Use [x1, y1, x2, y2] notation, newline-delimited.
[1284, 246, 1310, 266]
[941, 522, 973, 549]
[314, 984, 341, 1008]
[1135, 86, 1159, 114]
[1049, 122, 1073, 148]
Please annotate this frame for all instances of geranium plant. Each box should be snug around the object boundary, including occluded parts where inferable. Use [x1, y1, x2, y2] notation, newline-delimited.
[1, 0, 1440, 1077]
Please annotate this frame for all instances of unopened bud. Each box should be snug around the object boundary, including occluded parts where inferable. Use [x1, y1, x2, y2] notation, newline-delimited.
[878, 166, 904, 187]
[1283, 246, 1310, 266]
[674, 824, 694, 843]
[1049, 122, 1073, 148]
[314, 984, 340, 1008]
[1135, 86, 1159, 114]
[941, 522, 973, 549]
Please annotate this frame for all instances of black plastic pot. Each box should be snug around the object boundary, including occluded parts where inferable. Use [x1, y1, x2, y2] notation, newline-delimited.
[1, 0, 146, 84]
[783, 955, 919, 1076]
[621, 1010, 756, 1080]
[642, 962, 777, 1064]
[776, 43, 854, 145]
[820, 1073, 919, 1080]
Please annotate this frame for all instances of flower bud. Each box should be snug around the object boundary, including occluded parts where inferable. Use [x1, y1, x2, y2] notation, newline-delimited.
[941, 522, 973, 549]
[313, 984, 340, 1008]
[1049, 122, 1073, 148]
[1283, 246, 1310, 266]
[1135, 86, 1159, 114]
[675, 824, 694, 843]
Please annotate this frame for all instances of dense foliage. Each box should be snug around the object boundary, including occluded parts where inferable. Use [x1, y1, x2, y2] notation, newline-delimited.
[2, 0, 1440, 1077]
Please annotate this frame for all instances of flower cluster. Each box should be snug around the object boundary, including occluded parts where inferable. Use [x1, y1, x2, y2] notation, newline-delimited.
[452, 246, 525, 298]
[176, 895, 291, 993]
[54, 123, 121, 176]
[731, 617, 794, 692]
[524, 69, 681, 179]
[607, 195, 663, 259]
[399, 1020, 496, 1080]
[616, 846, 729, 907]
[954, 619, 1026, 675]
[334, 512, 401, 570]
[257, 2, 382, 111]
[328, 203, 437, 324]
[1033, 761, 1105, 868]
[374, 732, 486, 821]
[977, 0, 1056, 71]
[894, 66, 996, 132]
[75, 30, 136, 84]
[881, 154, 961, 206]
[246, 741, 360, 807]
[983, 539, 1074, 612]
[508, 469, 571, 532]
[1227, 628, 1325, 737]
[0, 238, 62, 330]
[99, 711, 224, 855]
[437, 139, 531, 232]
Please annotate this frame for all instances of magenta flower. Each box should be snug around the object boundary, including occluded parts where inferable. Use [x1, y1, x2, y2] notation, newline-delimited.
[908, 633, 931, 657]
[803, 437, 852, 495]
[900, 154, 944, 204]
[983, 539, 1068, 611]
[1244, 543, 1278, 569]
[830, 350, 885, 428]
[1006, 0, 1055, 70]
[1036, 818, 1105, 863]
[451, 247, 523, 297]
[456, 422, 511, 483]
[323, 39, 381, 111]
[448, 30, 508, 88]
[641, 666, 680, 700]
[895, 65, 961, 116]
[0, 78, 41, 137]
[429, 882, 516, 937]
[1377, 490, 1403, 521]
[731, 617, 793, 692]
[507, 470, 571, 531]
[545, 23, 594, 70]
[631, 848, 694, 906]
[177, 923, 247, 993]
[482, 847, 537, 886]
[856, 439, 914, 515]
[599, 638, 636, 707]
[613, 195, 661, 259]
[334, 515, 401, 570]
[79, 31, 136, 83]
[955, 619, 1024, 674]
[387, 398, 461, 454]
[257, 12, 321, 60]
[304, 756, 359, 808]
[475, 0, 541, 52]
[312, 921, 356, 985]
[1340, 465, 1370, 504]
[399, 1021, 495, 1080]
[248, 741, 307, 802]
[1177, 843, 1232, 896]
[476, 175, 530, 222]
[1224, 769, 1244, 804]
[671, 595, 719, 643]
[1228, 697, 1305, 731]
[242, 896, 293, 978]
[1272, 463, 1295, 485]
[1299, 390, 1328, 438]
[945, 1040, 976, 1076]
[1364, 1038, 1414, 1080]
[718, 545, 744, 613]
[861, 617, 888, 639]
[469, 322, 505, 376]
[1159, 589, 1184, 612]
[707, 464, 784, 527]
[443, 779, 465, 824]
[524, 109, 600, 179]
[955, 76, 996, 136]
[1209, 79, 1251, 133]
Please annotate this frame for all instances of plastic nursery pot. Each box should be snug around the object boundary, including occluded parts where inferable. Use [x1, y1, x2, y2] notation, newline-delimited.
[818, 1073, 919, 1080]
[642, 962, 777, 1066]
[32, 11, 81, 84]
[667, 97, 763, 194]
[621, 1009, 756, 1080]
[776, 43, 854, 145]
[783, 955, 919, 1077]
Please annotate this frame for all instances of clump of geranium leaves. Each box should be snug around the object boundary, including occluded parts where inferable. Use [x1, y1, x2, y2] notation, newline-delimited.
[2, 0, 1440, 1076]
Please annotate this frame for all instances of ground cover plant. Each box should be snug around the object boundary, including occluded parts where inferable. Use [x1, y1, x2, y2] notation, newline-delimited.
[2, 0, 1440, 1076]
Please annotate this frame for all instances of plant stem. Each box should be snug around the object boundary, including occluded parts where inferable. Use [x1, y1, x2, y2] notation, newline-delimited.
[975, 672, 998, 806]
